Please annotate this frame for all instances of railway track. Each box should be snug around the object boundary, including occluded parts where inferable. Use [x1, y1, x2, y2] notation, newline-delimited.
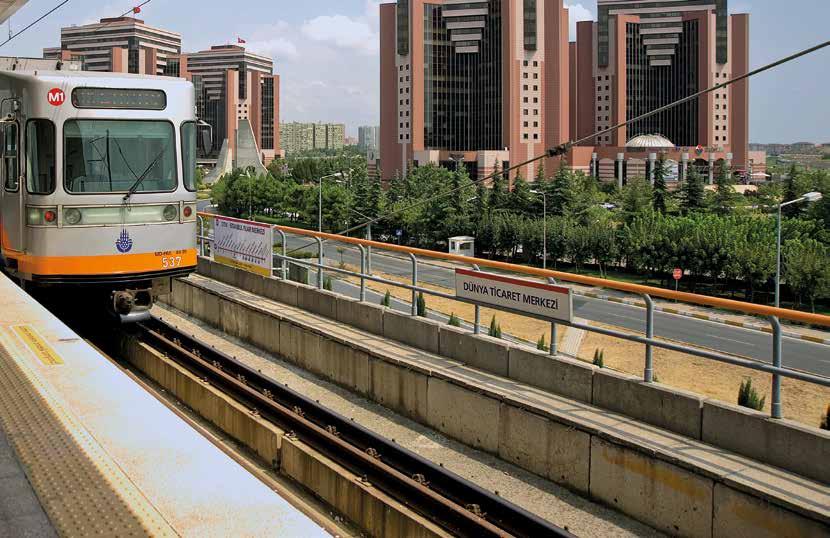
[133, 316, 575, 538]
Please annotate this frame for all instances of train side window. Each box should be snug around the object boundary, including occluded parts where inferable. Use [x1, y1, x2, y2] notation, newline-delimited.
[26, 120, 56, 194]
[3, 123, 18, 191]
[181, 121, 197, 192]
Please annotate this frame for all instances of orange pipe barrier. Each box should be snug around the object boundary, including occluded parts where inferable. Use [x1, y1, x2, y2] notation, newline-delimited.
[198, 213, 830, 328]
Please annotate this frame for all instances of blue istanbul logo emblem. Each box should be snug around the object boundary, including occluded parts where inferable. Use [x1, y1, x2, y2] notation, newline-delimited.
[116, 229, 133, 253]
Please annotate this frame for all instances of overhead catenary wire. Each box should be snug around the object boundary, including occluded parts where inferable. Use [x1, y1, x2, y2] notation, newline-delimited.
[286, 38, 830, 255]
[0, 0, 71, 48]
[0, 0, 153, 49]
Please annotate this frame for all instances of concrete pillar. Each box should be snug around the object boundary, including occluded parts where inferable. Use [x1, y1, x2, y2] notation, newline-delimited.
[681, 153, 689, 184]
[616, 152, 625, 188]
[648, 152, 657, 185]
[591, 152, 598, 179]
[707, 153, 715, 185]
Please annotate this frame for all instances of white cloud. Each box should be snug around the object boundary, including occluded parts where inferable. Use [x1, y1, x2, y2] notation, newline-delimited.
[565, 2, 595, 41]
[246, 37, 298, 60]
[244, 9, 380, 135]
[301, 14, 378, 55]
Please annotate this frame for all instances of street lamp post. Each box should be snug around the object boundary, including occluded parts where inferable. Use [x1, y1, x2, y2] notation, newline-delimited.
[774, 191, 823, 308]
[531, 190, 547, 270]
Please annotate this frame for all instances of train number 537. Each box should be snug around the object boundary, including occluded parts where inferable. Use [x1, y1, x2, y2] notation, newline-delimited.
[161, 257, 182, 268]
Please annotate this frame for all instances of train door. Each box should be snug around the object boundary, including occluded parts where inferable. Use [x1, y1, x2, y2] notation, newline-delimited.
[0, 121, 22, 257]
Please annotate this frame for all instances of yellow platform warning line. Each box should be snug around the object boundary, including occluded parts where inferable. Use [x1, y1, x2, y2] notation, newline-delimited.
[0, 330, 178, 537]
[11, 325, 63, 365]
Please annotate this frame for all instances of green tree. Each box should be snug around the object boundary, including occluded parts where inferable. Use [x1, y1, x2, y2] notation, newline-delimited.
[784, 238, 830, 311]
[587, 216, 620, 278]
[490, 162, 509, 212]
[549, 166, 575, 216]
[416, 292, 427, 317]
[680, 165, 706, 214]
[474, 181, 490, 223]
[728, 218, 776, 302]
[713, 161, 739, 215]
[534, 162, 546, 184]
[621, 177, 653, 222]
[738, 378, 765, 411]
[652, 153, 669, 214]
[508, 172, 534, 215]
[782, 163, 802, 218]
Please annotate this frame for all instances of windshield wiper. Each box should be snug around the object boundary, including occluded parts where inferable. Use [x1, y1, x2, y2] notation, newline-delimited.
[123, 146, 168, 202]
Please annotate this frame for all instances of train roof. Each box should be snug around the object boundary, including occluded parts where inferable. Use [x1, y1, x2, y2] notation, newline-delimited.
[0, 69, 193, 89]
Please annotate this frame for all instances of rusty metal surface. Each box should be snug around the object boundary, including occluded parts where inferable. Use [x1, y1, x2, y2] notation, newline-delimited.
[140, 317, 576, 538]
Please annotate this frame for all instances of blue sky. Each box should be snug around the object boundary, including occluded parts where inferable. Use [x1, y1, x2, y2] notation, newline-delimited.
[0, 0, 828, 142]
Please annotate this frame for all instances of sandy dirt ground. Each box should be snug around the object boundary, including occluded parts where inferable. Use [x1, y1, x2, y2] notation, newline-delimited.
[338, 263, 830, 428]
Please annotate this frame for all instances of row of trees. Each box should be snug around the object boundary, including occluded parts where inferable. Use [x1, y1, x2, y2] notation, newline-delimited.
[210, 153, 830, 312]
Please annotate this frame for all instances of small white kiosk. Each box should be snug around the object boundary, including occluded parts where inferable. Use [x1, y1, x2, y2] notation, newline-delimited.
[449, 236, 475, 257]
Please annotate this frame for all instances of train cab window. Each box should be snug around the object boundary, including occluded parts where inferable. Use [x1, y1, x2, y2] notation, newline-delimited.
[26, 120, 56, 194]
[181, 121, 197, 192]
[3, 123, 18, 191]
[64, 120, 176, 194]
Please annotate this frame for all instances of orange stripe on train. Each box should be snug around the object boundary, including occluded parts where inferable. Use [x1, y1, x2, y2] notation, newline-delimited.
[3, 249, 198, 275]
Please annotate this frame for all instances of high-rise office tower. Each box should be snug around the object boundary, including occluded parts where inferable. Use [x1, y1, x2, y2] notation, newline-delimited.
[572, 0, 750, 171]
[43, 16, 182, 75]
[180, 45, 281, 165]
[379, 0, 570, 183]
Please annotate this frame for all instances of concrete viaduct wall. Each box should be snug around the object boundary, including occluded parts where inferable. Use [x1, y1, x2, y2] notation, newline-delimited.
[163, 259, 830, 537]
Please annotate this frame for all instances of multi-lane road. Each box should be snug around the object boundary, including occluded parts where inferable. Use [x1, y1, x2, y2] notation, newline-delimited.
[277, 234, 830, 377]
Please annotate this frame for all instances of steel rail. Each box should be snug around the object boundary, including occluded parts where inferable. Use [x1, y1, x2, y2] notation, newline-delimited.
[136, 317, 574, 538]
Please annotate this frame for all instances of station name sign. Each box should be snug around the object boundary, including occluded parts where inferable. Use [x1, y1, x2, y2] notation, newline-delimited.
[455, 269, 573, 323]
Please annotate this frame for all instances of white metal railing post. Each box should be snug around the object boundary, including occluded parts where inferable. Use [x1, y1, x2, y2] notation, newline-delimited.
[315, 237, 324, 289]
[644, 295, 654, 382]
[548, 277, 558, 356]
[410, 253, 418, 316]
[358, 245, 367, 302]
[472, 264, 481, 334]
[198, 215, 204, 256]
[770, 316, 783, 419]
[274, 228, 288, 280]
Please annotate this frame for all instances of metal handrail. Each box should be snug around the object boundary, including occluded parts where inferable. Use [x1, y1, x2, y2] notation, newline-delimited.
[196, 212, 830, 420]
[234, 217, 829, 328]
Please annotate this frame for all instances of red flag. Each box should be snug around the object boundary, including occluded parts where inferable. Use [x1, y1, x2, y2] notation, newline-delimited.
[132, 6, 141, 14]
[237, 37, 246, 44]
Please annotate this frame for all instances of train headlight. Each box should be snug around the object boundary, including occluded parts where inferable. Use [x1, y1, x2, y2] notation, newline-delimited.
[64, 208, 82, 225]
[26, 206, 58, 226]
[163, 204, 178, 221]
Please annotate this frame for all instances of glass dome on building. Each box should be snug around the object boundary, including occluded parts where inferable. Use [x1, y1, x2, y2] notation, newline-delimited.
[625, 134, 675, 149]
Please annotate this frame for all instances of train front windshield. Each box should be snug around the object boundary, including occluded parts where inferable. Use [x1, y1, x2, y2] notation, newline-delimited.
[64, 120, 177, 194]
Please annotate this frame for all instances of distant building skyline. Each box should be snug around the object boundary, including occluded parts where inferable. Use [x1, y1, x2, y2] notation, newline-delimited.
[569, 0, 757, 184]
[43, 17, 281, 167]
[358, 125, 379, 153]
[377, 0, 764, 187]
[280, 121, 346, 153]
[43, 16, 181, 75]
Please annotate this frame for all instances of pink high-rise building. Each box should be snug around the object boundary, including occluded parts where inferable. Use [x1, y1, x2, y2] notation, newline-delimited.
[379, 0, 570, 184]
[569, 0, 756, 184]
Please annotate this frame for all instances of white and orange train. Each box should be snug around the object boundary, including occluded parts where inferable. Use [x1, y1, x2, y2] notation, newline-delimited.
[0, 67, 200, 321]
